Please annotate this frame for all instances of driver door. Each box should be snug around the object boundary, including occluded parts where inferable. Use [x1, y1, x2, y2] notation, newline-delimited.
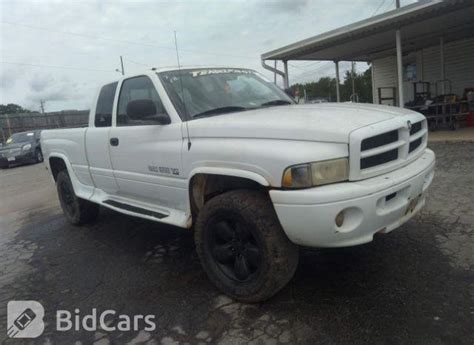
[108, 75, 186, 211]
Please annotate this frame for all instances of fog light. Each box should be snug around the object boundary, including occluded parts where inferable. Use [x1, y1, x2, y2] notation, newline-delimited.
[335, 211, 344, 227]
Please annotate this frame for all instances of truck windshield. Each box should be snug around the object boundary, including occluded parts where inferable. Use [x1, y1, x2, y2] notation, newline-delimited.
[158, 68, 294, 120]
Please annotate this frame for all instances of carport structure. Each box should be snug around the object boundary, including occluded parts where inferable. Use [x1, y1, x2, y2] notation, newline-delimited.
[261, 0, 474, 108]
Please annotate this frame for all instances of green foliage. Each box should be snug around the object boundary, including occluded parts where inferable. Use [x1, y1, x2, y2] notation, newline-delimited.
[291, 67, 373, 103]
[0, 103, 31, 115]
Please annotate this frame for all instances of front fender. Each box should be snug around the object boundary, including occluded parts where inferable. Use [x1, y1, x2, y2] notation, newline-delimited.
[188, 166, 270, 186]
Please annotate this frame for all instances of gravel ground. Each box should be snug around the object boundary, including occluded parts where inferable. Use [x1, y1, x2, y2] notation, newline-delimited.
[0, 142, 472, 344]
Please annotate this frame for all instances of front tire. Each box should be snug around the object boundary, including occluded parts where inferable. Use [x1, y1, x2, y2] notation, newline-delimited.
[195, 190, 299, 303]
[35, 149, 44, 163]
[56, 170, 99, 225]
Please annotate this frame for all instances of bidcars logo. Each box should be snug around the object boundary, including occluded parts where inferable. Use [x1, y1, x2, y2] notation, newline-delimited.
[57, 308, 156, 332]
[6, 301, 156, 338]
[7, 301, 45, 338]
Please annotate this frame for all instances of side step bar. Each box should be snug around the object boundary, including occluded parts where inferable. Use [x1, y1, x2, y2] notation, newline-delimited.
[103, 200, 168, 219]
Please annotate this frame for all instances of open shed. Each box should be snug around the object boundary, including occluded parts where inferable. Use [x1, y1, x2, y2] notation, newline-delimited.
[261, 0, 474, 128]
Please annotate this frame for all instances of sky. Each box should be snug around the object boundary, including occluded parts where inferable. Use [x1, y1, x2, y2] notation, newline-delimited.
[0, 0, 417, 112]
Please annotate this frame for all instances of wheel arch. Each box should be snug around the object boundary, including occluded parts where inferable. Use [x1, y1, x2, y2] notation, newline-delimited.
[188, 167, 270, 216]
[49, 154, 69, 181]
[48, 153, 94, 200]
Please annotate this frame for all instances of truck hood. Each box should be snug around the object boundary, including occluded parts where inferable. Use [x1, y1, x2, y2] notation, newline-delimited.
[188, 103, 416, 143]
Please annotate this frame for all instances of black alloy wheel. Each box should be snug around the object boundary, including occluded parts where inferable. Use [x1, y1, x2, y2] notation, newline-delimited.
[207, 214, 262, 282]
[195, 190, 299, 302]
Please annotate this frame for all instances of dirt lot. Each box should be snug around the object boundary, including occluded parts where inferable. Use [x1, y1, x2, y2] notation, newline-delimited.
[0, 142, 472, 344]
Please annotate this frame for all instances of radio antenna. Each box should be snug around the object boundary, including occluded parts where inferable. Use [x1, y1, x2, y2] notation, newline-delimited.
[174, 30, 191, 151]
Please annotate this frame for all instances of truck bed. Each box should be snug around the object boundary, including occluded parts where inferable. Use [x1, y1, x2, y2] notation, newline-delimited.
[41, 127, 92, 187]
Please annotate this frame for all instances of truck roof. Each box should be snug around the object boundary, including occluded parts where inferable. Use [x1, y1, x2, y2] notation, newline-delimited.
[151, 65, 253, 73]
[102, 66, 255, 85]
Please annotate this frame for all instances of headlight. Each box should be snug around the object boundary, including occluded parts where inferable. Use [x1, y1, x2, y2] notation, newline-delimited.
[282, 158, 349, 188]
[22, 143, 32, 151]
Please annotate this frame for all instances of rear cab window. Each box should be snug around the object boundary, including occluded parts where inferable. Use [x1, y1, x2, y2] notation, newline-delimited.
[95, 82, 118, 127]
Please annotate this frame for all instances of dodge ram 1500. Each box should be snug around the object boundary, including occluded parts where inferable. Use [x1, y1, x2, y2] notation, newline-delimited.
[41, 67, 435, 302]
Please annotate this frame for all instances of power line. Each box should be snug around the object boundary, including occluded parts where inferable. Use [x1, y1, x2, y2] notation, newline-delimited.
[0, 21, 257, 60]
[291, 61, 356, 84]
[291, 61, 334, 83]
[372, 0, 389, 16]
[289, 61, 322, 70]
[383, 0, 397, 13]
[122, 57, 149, 67]
[0, 61, 116, 73]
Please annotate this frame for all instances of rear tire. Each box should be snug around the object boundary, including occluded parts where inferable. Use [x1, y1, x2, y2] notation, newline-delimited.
[56, 170, 99, 225]
[195, 190, 299, 303]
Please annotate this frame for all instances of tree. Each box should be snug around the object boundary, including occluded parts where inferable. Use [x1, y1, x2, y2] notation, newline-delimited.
[291, 67, 373, 103]
[0, 103, 32, 115]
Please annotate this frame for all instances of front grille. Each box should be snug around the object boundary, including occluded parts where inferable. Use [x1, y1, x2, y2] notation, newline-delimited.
[360, 129, 400, 170]
[409, 137, 422, 153]
[361, 130, 398, 150]
[350, 118, 428, 180]
[409, 121, 422, 135]
[8, 149, 21, 156]
[361, 148, 398, 169]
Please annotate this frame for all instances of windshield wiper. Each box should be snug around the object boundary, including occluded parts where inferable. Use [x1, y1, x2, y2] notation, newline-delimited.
[260, 100, 292, 107]
[193, 106, 249, 119]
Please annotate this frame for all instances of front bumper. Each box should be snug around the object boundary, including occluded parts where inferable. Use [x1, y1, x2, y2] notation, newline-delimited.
[270, 149, 435, 248]
[0, 151, 35, 167]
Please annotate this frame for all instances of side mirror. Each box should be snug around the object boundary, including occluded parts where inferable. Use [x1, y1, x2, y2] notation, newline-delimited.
[126, 99, 170, 125]
[284, 88, 295, 99]
[152, 114, 171, 125]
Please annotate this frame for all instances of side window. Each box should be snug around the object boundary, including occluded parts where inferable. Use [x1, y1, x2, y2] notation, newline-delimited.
[95, 82, 118, 127]
[117, 76, 169, 126]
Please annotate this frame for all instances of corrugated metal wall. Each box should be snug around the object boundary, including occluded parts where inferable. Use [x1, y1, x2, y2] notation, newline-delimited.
[372, 37, 474, 105]
[372, 56, 397, 105]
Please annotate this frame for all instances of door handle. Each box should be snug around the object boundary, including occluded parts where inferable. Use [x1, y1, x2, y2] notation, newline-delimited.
[110, 137, 119, 146]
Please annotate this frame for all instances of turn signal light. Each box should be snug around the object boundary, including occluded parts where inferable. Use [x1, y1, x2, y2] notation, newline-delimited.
[335, 211, 344, 227]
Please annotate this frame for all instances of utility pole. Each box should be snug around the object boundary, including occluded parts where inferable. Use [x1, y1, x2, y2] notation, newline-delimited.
[40, 100, 45, 115]
[351, 61, 356, 101]
[120, 56, 125, 75]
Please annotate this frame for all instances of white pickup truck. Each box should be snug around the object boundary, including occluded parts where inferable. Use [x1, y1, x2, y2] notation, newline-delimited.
[42, 67, 435, 302]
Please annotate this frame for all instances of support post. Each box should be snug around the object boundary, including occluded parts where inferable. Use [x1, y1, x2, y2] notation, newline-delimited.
[351, 61, 355, 96]
[395, 0, 404, 108]
[395, 29, 404, 107]
[371, 62, 376, 103]
[283, 61, 289, 89]
[335, 61, 340, 102]
[274, 60, 277, 85]
[440, 37, 445, 94]
[261, 59, 285, 84]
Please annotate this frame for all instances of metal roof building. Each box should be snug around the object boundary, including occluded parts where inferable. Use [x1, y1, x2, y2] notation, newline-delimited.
[261, 0, 474, 109]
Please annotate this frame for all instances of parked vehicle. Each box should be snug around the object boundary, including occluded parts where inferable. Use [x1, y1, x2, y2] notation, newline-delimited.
[0, 130, 43, 168]
[41, 67, 435, 302]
